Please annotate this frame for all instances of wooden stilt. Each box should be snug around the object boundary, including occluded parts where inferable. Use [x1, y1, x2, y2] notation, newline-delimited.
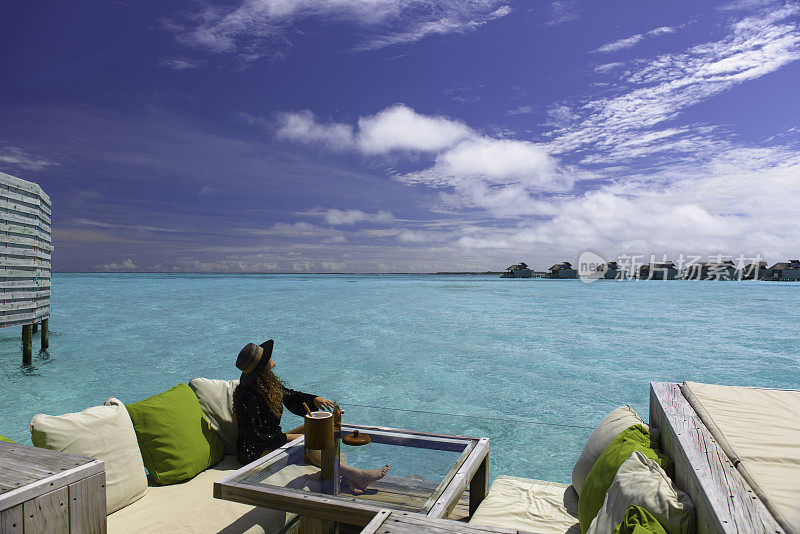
[41, 319, 49, 350]
[32, 322, 38, 333]
[22, 325, 33, 365]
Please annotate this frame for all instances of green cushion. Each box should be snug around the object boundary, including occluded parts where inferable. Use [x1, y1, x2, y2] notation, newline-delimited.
[614, 505, 669, 534]
[0, 434, 14, 443]
[579, 425, 673, 532]
[126, 383, 224, 485]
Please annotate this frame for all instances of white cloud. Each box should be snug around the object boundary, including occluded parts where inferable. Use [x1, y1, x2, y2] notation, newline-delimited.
[505, 105, 534, 115]
[547, 1, 579, 26]
[102, 258, 137, 271]
[0, 147, 58, 172]
[544, 104, 578, 127]
[594, 62, 624, 73]
[319, 209, 395, 225]
[167, 0, 510, 59]
[554, 6, 800, 159]
[275, 110, 354, 150]
[356, 104, 474, 154]
[594, 34, 644, 53]
[159, 57, 203, 70]
[593, 24, 678, 53]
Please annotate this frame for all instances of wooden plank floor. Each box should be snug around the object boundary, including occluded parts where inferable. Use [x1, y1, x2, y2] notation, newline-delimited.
[340, 475, 470, 520]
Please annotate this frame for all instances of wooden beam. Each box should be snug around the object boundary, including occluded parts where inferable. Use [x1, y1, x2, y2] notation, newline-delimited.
[649, 382, 783, 534]
[41, 319, 49, 350]
[22, 324, 32, 365]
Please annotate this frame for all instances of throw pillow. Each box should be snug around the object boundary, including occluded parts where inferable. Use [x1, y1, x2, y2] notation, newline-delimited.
[188, 377, 239, 455]
[30, 397, 148, 514]
[578, 425, 673, 533]
[125, 383, 224, 485]
[572, 405, 648, 495]
[614, 505, 669, 534]
[587, 451, 694, 534]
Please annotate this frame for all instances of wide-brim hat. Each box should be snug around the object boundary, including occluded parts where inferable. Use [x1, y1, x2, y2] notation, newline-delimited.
[236, 340, 274, 386]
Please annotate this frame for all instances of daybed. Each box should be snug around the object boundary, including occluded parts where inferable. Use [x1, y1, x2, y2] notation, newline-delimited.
[28, 377, 307, 533]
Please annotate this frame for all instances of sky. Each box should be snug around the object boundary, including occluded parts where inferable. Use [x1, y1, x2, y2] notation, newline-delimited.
[1, 0, 799, 273]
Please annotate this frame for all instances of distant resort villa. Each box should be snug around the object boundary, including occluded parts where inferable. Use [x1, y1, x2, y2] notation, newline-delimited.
[499, 258, 800, 281]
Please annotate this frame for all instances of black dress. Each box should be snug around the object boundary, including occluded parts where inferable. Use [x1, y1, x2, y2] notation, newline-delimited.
[233, 384, 318, 465]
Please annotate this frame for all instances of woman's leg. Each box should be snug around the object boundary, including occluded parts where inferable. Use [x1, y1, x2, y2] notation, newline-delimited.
[304, 450, 389, 495]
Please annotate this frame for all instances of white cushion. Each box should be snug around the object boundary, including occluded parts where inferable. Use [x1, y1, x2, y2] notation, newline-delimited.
[572, 405, 647, 496]
[108, 455, 319, 533]
[189, 377, 239, 455]
[469, 476, 579, 534]
[30, 397, 148, 514]
[587, 451, 694, 534]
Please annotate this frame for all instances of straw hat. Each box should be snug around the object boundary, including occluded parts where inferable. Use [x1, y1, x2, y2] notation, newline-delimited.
[236, 340, 274, 385]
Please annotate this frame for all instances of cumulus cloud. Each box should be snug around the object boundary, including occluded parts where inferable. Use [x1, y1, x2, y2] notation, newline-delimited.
[275, 110, 354, 150]
[0, 147, 58, 172]
[278, 104, 579, 216]
[165, 0, 511, 60]
[356, 105, 474, 154]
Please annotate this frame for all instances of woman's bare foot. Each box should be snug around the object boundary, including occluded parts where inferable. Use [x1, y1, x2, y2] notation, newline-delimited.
[346, 464, 389, 492]
[343, 478, 364, 495]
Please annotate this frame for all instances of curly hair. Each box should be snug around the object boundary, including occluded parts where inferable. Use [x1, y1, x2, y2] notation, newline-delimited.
[253, 368, 286, 416]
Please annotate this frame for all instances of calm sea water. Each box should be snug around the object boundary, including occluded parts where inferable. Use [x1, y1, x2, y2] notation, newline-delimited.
[1, 274, 799, 484]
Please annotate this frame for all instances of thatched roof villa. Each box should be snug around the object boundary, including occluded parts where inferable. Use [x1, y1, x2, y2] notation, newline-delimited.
[500, 262, 533, 278]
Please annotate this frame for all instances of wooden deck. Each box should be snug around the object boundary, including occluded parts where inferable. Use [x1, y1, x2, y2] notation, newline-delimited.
[360, 510, 531, 534]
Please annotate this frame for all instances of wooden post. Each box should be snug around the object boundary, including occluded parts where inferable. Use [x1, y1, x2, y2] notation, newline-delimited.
[22, 325, 33, 365]
[32, 323, 38, 333]
[468, 455, 488, 517]
[41, 319, 49, 350]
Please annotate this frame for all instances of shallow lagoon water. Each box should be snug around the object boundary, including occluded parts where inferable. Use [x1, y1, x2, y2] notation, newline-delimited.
[1, 274, 798, 484]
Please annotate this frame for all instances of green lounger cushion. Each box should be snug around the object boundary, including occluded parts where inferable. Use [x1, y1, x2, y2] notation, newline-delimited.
[614, 505, 668, 534]
[0, 434, 14, 443]
[578, 425, 673, 532]
[126, 383, 224, 485]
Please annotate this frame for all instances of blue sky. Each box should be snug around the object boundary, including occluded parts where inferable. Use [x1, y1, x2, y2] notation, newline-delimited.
[1, 0, 798, 272]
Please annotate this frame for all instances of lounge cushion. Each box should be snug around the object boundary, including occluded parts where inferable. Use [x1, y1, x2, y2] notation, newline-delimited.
[572, 406, 647, 496]
[469, 476, 580, 534]
[682, 381, 800, 534]
[126, 383, 225, 485]
[30, 397, 148, 514]
[614, 506, 668, 534]
[107, 455, 319, 533]
[189, 377, 239, 455]
[0, 434, 14, 443]
[578, 425, 673, 533]
[587, 451, 693, 534]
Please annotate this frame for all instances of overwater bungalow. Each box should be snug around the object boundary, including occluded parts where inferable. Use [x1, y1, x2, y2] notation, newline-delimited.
[547, 261, 577, 279]
[683, 260, 736, 281]
[637, 261, 679, 280]
[740, 261, 768, 280]
[764, 260, 800, 281]
[596, 261, 627, 279]
[500, 262, 532, 278]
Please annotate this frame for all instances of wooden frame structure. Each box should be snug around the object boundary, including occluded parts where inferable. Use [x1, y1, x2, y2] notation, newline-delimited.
[361, 509, 533, 534]
[0, 172, 52, 364]
[215, 424, 489, 532]
[0, 441, 106, 533]
[649, 382, 784, 533]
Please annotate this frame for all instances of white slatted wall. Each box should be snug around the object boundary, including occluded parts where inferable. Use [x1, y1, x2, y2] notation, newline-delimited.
[0, 172, 51, 328]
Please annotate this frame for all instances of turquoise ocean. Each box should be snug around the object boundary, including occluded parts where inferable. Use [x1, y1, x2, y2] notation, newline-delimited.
[1, 274, 798, 484]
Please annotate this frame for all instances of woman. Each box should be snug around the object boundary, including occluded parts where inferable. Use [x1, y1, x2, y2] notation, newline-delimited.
[233, 340, 389, 495]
